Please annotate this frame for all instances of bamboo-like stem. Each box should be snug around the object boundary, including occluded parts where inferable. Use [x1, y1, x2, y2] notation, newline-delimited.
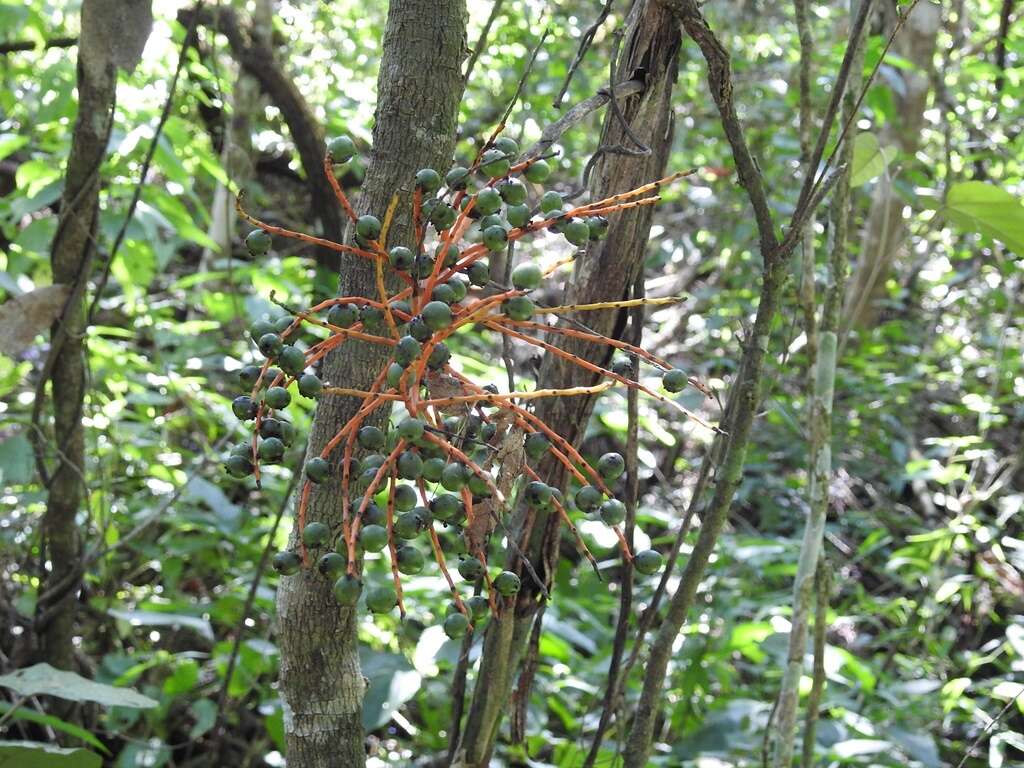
[801, 561, 831, 767]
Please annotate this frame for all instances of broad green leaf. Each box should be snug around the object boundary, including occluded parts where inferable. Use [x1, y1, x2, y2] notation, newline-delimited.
[943, 181, 1024, 255]
[0, 433, 34, 485]
[0, 702, 109, 753]
[849, 133, 890, 185]
[0, 133, 29, 162]
[0, 741, 101, 768]
[108, 608, 215, 641]
[359, 649, 422, 731]
[0, 664, 157, 709]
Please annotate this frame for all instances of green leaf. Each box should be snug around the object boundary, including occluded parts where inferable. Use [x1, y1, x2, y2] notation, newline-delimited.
[0, 703, 109, 754]
[0, 664, 157, 708]
[0, 133, 29, 162]
[849, 133, 890, 186]
[0, 741, 101, 768]
[943, 181, 1024, 254]
[0, 434, 34, 486]
[108, 608, 215, 641]
[358, 649, 421, 731]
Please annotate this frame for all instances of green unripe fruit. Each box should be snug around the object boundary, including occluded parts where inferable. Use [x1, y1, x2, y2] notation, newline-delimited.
[302, 521, 331, 548]
[265, 386, 291, 410]
[328, 135, 356, 163]
[279, 421, 296, 446]
[511, 262, 542, 290]
[634, 549, 664, 575]
[422, 300, 453, 331]
[458, 556, 485, 581]
[475, 188, 502, 215]
[230, 442, 251, 458]
[540, 190, 563, 213]
[467, 260, 490, 286]
[245, 228, 272, 256]
[274, 315, 295, 336]
[493, 571, 521, 597]
[306, 456, 331, 483]
[359, 524, 388, 553]
[587, 215, 610, 240]
[259, 437, 286, 462]
[361, 454, 387, 472]
[430, 493, 463, 522]
[480, 423, 497, 441]
[502, 295, 534, 321]
[397, 417, 425, 441]
[258, 332, 284, 359]
[524, 158, 551, 183]
[392, 483, 417, 512]
[478, 214, 506, 232]
[436, 242, 460, 268]
[575, 484, 602, 511]
[422, 456, 446, 482]
[396, 545, 426, 575]
[480, 149, 511, 178]
[446, 166, 470, 190]
[394, 335, 422, 367]
[232, 395, 258, 421]
[611, 357, 633, 378]
[360, 305, 386, 332]
[563, 219, 591, 247]
[395, 511, 424, 540]
[361, 501, 386, 528]
[388, 245, 415, 271]
[446, 278, 468, 303]
[397, 450, 423, 480]
[663, 368, 687, 393]
[415, 168, 442, 192]
[356, 214, 382, 241]
[524, 480, 552, 508]
[366, 583, 398, 614]
[441, 463, 468, 492]
[430, 203, 458, 230]
[426, 343, 450, 370]
[494, 136, 519, 157]
[524, 432, 551, 460]
[482, 225, 507, 253]
[467, 472, 491, 497]
[224, 454, 253, 478]
[358, 426, 386, 450]
[333, 574, 363, 606]
[318, 552, 346, 578]
[443, 612, 471, 639]
[272, 551, 301, 575]
[237, 365, 262, 388]
[431, 284, 457, 305]
[387, 362, 406, 388]
[278, 346, 306, 376]
[391, 299, 412, 320]
[547, 208, 567, 231]
[298, 373, 323, 399]
[599, 498, 626, 526]
[597, 452, 626, 482]
[409, 317, 433, 343]
[327, 302, 359, 328]
[468, 595, 490, 620]
[498, 179, 527, 205]
[506, 203, 530, 228]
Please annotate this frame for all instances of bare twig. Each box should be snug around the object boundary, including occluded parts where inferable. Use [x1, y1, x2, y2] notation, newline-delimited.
[552, 0, 616, 108]
[463, 0, 505, 84]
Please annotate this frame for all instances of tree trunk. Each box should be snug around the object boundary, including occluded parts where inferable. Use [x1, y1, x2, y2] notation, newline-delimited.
[36, 0, 152, 672]
[274, 2, 467, 766]
[457, 1, 682, 763]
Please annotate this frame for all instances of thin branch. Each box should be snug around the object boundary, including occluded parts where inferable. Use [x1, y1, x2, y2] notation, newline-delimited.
[463, 0, 505, 84]
[552, 0, 616, 108]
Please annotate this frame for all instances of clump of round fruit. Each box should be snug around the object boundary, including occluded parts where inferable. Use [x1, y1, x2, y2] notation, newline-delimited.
[359, 524, 388, 553]
[265, 386, 291, 410]
[327, 303, 358, 328]
[318, 552, 346, 578]
[446, 166, 470, 189]
[599, 498, 626, 526]
[358, 425, 386, 450]
[396, 545, 426, 575]
[524, 432, 550, 460]
[597, 452, 625, 482]
[232, 395, 258, 421]
[328, 135, 356, 163]
[415, 168, 441, 192]
[259, 437, 285, 462]
[575, 485, 602, 512]
[634, 549, 664, 575]
[457, 556, 485, 581]
[524, 158, 551, 183]
[563, 219, 590, 247]
[511, 262, 542, 291]
[298, 373, 322, 399]
[258, 332, 283, 359]
[502, 296, 534, 321]
[356, 214, 382, 241]
[306, 457, 331, 483]
[480, 149, 510, 178]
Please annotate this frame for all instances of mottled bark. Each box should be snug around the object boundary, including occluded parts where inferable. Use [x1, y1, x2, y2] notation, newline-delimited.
[457, 1, 682, 763]
[274, 2, 468, 766]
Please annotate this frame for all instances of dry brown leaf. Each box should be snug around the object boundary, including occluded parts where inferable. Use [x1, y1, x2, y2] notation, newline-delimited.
[0, 285, 72, 358]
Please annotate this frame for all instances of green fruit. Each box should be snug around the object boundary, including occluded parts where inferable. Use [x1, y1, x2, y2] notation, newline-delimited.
[396, 545, 426, 575]
[422, 457, 446, 482]
[318, 552, 346, 578]
[279, 421, 296, 446]
[467, 260, 490, 286]
[430, 493, 463, 522]
[415, 168, 442, 192]
[475, 188, 502, 215]
[563, 219, 590, 247]
[366, 583, 398, 614]
[663, 368, 687, 393]
[328, 135, 356, 163]
[430, 202, 458, 230]
[358, 425, 386, 450]
[278, 346, 306, 376]
[428, 343, 451, 370]
[467, 472, 491, 497]
[273, 551, 301, 575]
[421, 300, 453, 331]
[431, 284, 457, 305]
[441, 463, 468, 492]
[302, 521, 331, 548]
[361, 500, 386, 527]
[498, 179, 526, 205]
[394, 335, 422, 367]
[245, 228, 272, 256]
[396, 418, 425, 441]
[524, 481, 552, 508]
[360, 524, 388, 553]
[326, 302, 358, 328]
[306, 456, 331, 483]
[446, 166, 470, 190]
[611, 357, 633, 378]
[265, 386, 291, 410]
[511, 262, 542, 290]
[361, 305, 386, 332]
[480, 149, 511, 178]
[506, 203, 530, 228]
[224, 454, 253, 478]
[599, 498, 626, 526]
[230, 442, 251, 458]
[436, 242, 460, 267]
[395, 511, 424, 540]
[634, 549, 664, 575]
[356, 214, 382, 241]
[237, 365, 262, 387]
[468, 595, 490, 620]
[479, 213, 505, 232]
[524, 432, 550, 460]
[547, 208, 567, 231]
[393, 483, 417, 511]
[575, 484, 602, 511]
[397, 450, 423, 480]
[458, 556, 485, 581]
[232, 395, 258, 421]
[480, 423, 497, 441]
[258, 332, 283, 358]
[388, 245, 415, 271]
[409, 317, 433, 343]
[259, 437, 286, 462]
[524, 158, 551, 183]
[333, 574, 363, 606]
[482, 225, 507, 253]
[443, 612, 471, 639]
[387, 362, 406, 388]
[298, 373, 323, 399]
[493, 571, 521, 597]
[361, 453, 387, 472]
[391, 299, 412, 320]
[540, 190, 563, 213]
[587, 215, 609, 240]
[494, 136, 519, 157]
[597, 452, 625, 481]
[502, 295, 534, 321]
[274, 315, 295, 336]
[446, 278, 468, 302]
